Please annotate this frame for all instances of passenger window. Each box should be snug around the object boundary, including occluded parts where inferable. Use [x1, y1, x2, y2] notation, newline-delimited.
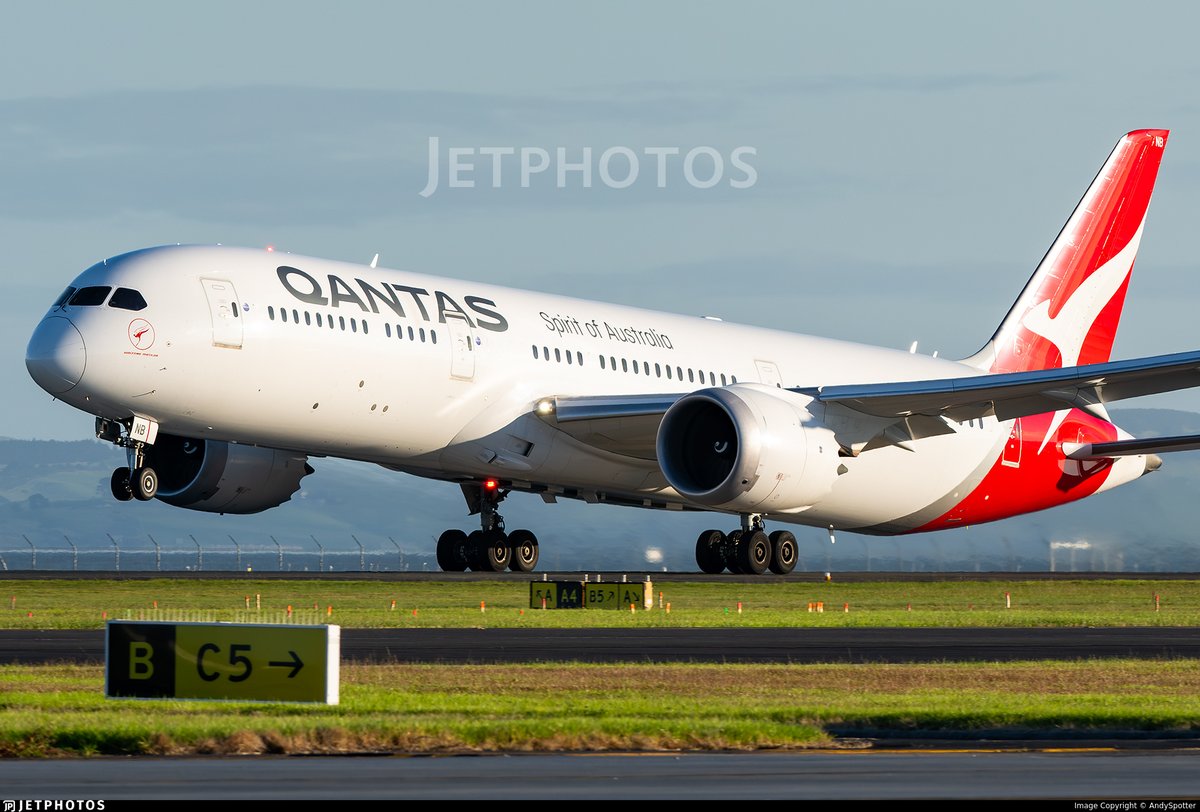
[655, 363, 662, 378]
[108, 288, 147, 311]
[720, 374, 727, 386]
[532, 345, 539, 359]
[554, 348, 562, 363]
[69, 286, 111, 307]
[688, 369, 695, 383]
[268, 306, 276, 320]
[600, 355, 606, 369]
[281, 308, 289, 323]
[304, 311, 312, 326]
[543, 346, 549, 361]
[317, 313, 324, 328]
[428, 329, 433, 343]
[351, 318, 358, 333]
[566, 351, 573, 365]
[576, 351, 583, 366]
[407, 326, 415, 341]
[621, 359, 628, 372]
[419, 328, 426, 343]
[339, 316, 346, 331]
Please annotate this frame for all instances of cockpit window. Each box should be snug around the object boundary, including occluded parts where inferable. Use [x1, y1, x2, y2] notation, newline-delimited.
[68, 286, 112, 307]
[52, 287, 77, 308]
[108, 288, 148, 311]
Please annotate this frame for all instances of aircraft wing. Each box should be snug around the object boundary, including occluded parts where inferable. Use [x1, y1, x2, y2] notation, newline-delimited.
[537, 349, 1200, 461]
[536, 393, 682, 461]
[811, 349, 1200, 422]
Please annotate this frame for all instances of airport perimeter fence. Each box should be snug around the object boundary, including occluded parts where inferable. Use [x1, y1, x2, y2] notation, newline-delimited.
[0, 533, 439, 573]
[0, 533, 1186, 573]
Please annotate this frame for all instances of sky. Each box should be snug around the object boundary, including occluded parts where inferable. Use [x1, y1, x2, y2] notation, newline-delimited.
[5, 0, 1200, 444]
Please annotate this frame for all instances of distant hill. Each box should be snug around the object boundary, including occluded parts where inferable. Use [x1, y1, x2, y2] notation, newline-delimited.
[2, 408, 1200, 572]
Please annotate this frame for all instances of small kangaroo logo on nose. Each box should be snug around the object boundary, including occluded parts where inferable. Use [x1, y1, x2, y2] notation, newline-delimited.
[128, 319, 155, 350]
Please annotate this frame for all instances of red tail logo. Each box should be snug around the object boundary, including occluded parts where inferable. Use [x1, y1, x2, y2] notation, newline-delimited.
[980, 130, 1167, 374]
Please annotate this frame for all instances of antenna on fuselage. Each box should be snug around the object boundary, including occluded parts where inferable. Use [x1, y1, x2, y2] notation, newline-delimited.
[370, 253, 380, 269]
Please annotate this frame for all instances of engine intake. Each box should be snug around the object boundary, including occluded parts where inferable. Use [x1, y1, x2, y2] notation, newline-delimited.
[656, 384, 838, 513]
[148, 434, 312, 514]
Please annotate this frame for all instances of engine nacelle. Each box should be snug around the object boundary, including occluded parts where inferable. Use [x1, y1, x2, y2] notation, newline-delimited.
[147, 434, 313, 514]
[656, 384, 839, 514]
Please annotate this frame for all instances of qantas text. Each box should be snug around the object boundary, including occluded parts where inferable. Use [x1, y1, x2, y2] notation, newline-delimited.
[277, 266, 508, 332]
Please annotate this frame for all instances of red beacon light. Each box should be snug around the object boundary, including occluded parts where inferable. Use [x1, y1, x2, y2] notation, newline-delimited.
[484, 479, 499, 491]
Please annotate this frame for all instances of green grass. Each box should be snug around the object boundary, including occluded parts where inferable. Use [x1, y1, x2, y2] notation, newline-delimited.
[3, 578, 1197, 756]
[1, 578, 1197, 628]
[2, 660, 1198, 756]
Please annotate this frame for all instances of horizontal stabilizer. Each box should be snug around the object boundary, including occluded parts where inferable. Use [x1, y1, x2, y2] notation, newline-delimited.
[1063, 433, 1200, 460]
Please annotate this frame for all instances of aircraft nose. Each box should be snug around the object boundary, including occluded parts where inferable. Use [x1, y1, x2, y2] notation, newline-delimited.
[26, 316, 86, 394]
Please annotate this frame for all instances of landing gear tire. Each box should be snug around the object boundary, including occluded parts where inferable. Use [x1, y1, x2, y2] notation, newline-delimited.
[481, 529, 511, 572]
[436, 529, 470, 572]
[768, 531, 798, 575]
[724, 530, 744, 574]
[508, 529, 539, 572]
[132, 467, 158, 501]
[737, 530, 772, 575]
[465, 530, 487, 571]
[110, 468, 133, 502]
[695, 529, 727, 574]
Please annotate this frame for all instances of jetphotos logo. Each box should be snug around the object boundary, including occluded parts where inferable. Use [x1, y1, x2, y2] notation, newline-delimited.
[4, 803, 105, 811]
[419, 137, 757, 197]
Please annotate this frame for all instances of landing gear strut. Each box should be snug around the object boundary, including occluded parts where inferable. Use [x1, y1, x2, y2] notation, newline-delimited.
[100, 417, 159, 504]
[694, 514, 797, 575]
[436, 480, 540, 573]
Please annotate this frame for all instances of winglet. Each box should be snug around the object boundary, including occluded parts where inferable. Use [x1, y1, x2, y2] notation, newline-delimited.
[968, 129, 1168, 373]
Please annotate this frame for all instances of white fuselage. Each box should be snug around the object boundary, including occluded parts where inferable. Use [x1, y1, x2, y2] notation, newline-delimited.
[30, 245, 1146, 533]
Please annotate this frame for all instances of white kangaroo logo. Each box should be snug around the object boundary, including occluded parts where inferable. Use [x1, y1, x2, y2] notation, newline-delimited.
[1022, 222, 1144, 453]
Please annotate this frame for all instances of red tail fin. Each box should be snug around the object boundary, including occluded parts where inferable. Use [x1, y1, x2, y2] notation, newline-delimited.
[968, 129, 1168, 373]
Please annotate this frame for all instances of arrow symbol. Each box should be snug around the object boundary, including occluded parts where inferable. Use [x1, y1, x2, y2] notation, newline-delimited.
[268, 650, 304, 678]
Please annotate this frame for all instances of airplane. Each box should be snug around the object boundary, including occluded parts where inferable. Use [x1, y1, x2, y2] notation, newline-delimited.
[25, 129, 1200, 575]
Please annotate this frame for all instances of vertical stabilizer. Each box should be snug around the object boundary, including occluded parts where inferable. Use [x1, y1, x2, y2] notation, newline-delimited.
[967, 129, 1168, 373]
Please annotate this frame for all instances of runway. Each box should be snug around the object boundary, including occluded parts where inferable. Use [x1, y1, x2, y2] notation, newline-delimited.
[2, 751, 1198, 799]
[5, 626, 1200, 664]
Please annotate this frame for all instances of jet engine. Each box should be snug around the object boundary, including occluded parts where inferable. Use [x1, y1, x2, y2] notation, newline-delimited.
[147, 433, 313, 514]
[655, 384, 840, 514]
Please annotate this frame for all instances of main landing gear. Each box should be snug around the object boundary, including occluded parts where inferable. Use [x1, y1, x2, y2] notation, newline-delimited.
[695, 514, 797, 575]
[100, 417, 159, 503]
[436, 479, 540, 573]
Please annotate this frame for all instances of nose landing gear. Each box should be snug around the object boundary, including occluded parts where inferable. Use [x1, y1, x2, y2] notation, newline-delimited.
[435, 479, 540, 573]
[99, 416, 160, 503]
